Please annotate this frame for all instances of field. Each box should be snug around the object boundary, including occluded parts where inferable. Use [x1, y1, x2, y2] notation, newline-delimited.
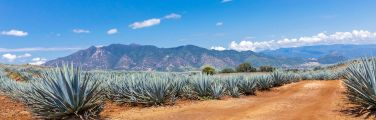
[0, 58, 375, 120]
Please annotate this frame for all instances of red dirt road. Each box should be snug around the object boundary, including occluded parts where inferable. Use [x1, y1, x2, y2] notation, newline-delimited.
[102, 80, 366, 120]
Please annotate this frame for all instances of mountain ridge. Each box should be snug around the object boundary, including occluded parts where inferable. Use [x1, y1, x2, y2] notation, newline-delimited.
[44, 44, 376, 71]
[45, 44, 294, 71]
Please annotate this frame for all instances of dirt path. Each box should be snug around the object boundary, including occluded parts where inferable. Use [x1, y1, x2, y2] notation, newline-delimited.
[0, 95, 32, 120]
[102, 80, 366, 120]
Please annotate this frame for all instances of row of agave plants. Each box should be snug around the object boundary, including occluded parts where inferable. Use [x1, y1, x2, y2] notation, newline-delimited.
[0, 64, 343, 119]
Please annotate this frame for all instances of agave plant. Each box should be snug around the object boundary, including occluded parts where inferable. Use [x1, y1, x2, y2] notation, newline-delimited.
[256, 75, 273, 91]
[106, 75, 138, 104]
[210, 80, 226, 99]
[238, 76, 258, 95]
[224, 77, 240, 97]
[138, 75, 177, 105]
[191, 75, 212, 98]
[343, 58, 376, 110]
[270, 71, 288, 87]
[23, 65, 104, 119]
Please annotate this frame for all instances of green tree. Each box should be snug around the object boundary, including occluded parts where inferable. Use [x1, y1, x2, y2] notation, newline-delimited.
[202, 66, 216, 75]
[259, 66, 275, 72]
[236, 62, 256, 72]
[220, 68, 235, 73]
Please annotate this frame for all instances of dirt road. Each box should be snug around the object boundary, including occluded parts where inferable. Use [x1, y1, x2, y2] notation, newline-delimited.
[0, 96, 32, 120]
[102, 80, 365, 120]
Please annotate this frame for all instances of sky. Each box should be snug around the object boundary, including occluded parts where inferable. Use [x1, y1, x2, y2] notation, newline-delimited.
[1, 0, 376, 64]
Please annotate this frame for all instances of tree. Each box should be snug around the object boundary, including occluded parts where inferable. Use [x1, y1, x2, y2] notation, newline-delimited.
[236, 62, 256, 72]
[259, 66, 275, 72]
[202, 66, 216, 75]
[220, 68, 235, 73]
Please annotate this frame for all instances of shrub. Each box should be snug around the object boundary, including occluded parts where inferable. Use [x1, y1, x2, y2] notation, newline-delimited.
[220, 68, 235, 73]
[202, 66, 216, 75]
[23, 65, 104, 119]
[259, 66, 275, 72]
[236, 62, 256, 72]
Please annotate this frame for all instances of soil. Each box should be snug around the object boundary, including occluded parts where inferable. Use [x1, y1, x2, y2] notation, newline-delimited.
[1, 80, 373, 120]
[0, 95, 32, 120]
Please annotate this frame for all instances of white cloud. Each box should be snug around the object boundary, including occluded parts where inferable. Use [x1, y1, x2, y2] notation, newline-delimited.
[2, 53, 17, 61]
[216, 22, 224, 26]
[18, 53, 32, 58]
[164, 13, 182, 19]
[1, 29, 28, 37]
[221, 0, 232, 3]
[211, 46, 226, 51]
[73, 29, 90, 34]
[1, 53, 32, 62]
[129, 18, 161, 29]
[300, 62, 321, 67]
[0, 47, 81, 52]
[129, 13, 181, 29]
[29, 57, 47, 65]
[229, 30, 376, 52]
[107, 28, 118, 35]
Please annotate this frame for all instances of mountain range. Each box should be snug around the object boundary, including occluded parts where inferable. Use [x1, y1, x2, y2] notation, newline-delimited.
[44, 44, 376, 71]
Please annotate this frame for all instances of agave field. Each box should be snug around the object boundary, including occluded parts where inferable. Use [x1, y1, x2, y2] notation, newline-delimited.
[0, 59, 374, 119]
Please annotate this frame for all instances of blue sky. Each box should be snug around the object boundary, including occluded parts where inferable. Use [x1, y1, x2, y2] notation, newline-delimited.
[1, 0, 376, 64]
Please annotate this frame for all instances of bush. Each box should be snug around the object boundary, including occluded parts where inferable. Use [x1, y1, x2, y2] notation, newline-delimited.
[202, 66, 216, 75]
[259, 66, 275, 72]
[236, 63, 256, 72]
[220, 68, 235, 73]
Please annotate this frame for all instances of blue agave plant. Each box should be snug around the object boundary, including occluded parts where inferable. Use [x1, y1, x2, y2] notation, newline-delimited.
[24, 65, 104, 119]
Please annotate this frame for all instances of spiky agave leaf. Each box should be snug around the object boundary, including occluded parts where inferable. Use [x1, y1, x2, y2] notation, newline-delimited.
[343, 58, 376, 110]
[24, 64, 104, 119]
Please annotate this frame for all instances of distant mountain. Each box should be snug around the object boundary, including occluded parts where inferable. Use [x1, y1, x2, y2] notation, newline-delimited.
[44, 44, 300, 71]
[45, 44, 376, 71]
[261, 44, 376, 64]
